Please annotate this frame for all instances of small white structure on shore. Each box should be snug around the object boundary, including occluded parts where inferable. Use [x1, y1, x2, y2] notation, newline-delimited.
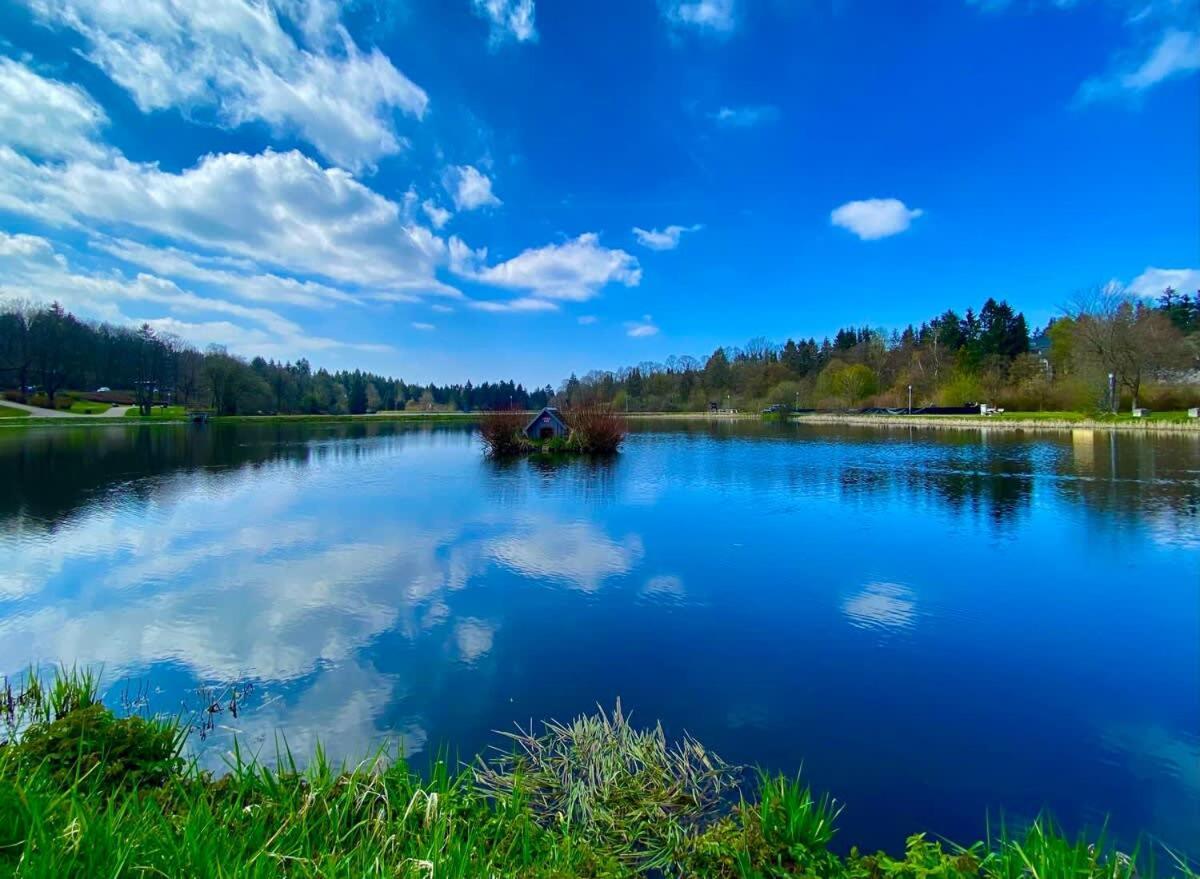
[1132, 408, 1150, 418]
[1189, 407, 1199, 419]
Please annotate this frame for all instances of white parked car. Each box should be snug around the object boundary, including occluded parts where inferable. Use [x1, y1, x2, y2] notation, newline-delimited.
[96, 387, 111, 392]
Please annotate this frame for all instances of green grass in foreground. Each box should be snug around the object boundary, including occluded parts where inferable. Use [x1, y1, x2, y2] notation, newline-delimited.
[0, 404, 30, 418]
[0, 670, 1193, 879]
[67, 400, 113, 415]
[123, 405, 190, 419]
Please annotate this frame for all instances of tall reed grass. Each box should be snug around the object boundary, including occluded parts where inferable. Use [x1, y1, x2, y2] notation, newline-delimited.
[0, 669, 1193, 879]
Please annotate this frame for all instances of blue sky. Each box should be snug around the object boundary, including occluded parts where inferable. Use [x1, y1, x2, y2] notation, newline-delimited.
[0, 0, 1196, 386]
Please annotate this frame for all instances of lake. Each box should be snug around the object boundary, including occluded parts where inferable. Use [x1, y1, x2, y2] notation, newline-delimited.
[1, 420, 1197, 856]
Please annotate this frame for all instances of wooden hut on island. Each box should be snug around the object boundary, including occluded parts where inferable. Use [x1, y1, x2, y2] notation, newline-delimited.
[524, 406, 568, 441]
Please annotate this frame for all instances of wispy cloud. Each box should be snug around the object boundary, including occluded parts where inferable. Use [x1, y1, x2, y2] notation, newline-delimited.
[445, 164, 501, 211]
[469, 297, 559, 313]
[1079, 28, 1200, 102]
[632, 224, 703, 251]
[422, 199, 452, 229]
[830, 198, 924, 240]
[967, 0, 1200, 103]
[15, 0, 428, 171]
[1126, 266, 1200, 298]
[577, 315, 598, 325]
[625, 314, 659, 337]
[708, 105, 779, 127]
[450, 232, 641, 305]
[661, 0, 737, 36]
[471, 0, 537, 45]
[0, 58, 109, 161]
[411, 321, 436, 331]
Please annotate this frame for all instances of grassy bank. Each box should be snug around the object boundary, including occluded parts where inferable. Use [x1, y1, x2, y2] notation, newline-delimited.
[0, 404, 30, 418]
[0, 411, 479, 429]
[0, 670, 1191, 879]
[789, 412, 1200, 433]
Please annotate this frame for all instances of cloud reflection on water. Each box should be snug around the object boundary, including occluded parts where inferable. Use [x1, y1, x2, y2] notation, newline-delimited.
[842, 582, 917, 632]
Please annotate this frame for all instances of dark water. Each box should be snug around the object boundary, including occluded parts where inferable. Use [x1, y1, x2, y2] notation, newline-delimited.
[1, 420, 1197, 855]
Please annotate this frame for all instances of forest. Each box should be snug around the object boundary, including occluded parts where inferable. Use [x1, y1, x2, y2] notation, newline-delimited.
[0, 302, 552, 415]
[1, 286, 1196, 415]
[560, 289, 1198, 414]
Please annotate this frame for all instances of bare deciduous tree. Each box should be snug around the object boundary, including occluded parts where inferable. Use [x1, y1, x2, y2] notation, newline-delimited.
[1067, 286, 1190, 413]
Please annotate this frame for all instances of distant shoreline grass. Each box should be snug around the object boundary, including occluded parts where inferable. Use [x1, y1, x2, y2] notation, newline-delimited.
[0, 403, 31, 418]
[0, 411, 480, 429]
[2, 408, 1196, 433]
[786, 412, 1200, 433]
[3, 668, 1191, 878]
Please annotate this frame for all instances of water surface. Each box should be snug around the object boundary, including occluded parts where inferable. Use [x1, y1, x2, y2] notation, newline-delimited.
[1, 420, 1197, 855]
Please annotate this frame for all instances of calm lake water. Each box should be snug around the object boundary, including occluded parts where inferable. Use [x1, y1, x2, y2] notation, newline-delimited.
[1, 420, 1197, 855]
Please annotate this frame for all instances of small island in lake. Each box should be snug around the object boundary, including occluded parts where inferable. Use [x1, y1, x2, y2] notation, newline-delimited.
[481, 405, 627, 457]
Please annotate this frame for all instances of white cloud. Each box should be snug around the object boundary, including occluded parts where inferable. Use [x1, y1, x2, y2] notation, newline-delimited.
[632, 223, 702, 251]
[94, 237, 369, 308]
[625, 314, 659, 337]
[708, 105, 779, 127]
[422, 198, 452, 229]
[446, 164, 501, 211]
[1127, 266, 1200, 298]
[431, 303, 454, 313]
[469, 297, 559, 312]
[0, 230, 391, 357]
[661, 0, 737, 35]
[830, 198, 924, 240]
[19, 0, 428, 171]
[0, 57, 108, 160]
[451, 232, 641, 304]
[969, 0, 1200, 102]
[1, 147, 455, 296]
[1080, 28, 1200, 100]
[577, 314, 597, 325]
[471, 0, 537, 45]
[411, 321, 435, 330]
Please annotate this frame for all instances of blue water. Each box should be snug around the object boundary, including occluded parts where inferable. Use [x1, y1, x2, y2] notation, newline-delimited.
[1, 420, 1197, 855]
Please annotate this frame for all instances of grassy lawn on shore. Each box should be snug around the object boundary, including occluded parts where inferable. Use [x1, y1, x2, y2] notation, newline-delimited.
[68, 400, 114, 415]
[124, 405, 190, 419]
[986, 410, 1194, 424]
[0, 669, 1192, 879]
[0, 403, 30, 418]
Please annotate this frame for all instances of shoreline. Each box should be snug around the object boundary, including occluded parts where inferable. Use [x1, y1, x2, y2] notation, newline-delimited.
[3, 409, 1198, 434]
[788, 413, 1200, 433]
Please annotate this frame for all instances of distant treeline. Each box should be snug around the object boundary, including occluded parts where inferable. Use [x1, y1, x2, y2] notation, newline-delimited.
[2, 287, 1197, 415]
[560, 289, 1198, 413]
[0, 302, 552, 415]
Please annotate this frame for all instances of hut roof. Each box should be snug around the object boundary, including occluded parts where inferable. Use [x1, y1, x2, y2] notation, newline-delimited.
[524, 406, 566, 435]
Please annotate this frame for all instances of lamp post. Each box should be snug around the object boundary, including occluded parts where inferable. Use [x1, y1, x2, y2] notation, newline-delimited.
[907, 384, 912, 415]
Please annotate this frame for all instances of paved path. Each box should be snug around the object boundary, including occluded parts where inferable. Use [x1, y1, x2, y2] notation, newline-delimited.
[1, 400, 82, 417]
[1, 401, 135, 418]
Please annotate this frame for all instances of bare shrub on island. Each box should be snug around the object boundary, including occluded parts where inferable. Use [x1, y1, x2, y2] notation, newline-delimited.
[479, 408, 527, 457]
[565, 403, 627, 453]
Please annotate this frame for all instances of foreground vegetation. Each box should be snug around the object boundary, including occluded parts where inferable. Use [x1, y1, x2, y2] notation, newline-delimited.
[0, 669, 1194, 878]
